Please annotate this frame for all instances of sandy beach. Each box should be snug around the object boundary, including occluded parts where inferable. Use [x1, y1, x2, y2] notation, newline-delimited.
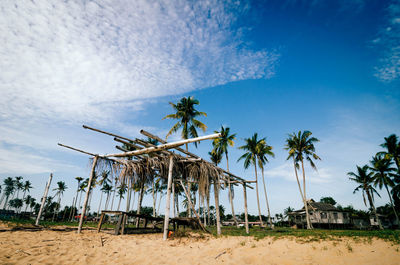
[0, 226, 399, 265]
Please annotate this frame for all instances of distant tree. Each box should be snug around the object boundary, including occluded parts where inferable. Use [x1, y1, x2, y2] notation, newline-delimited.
[348, 165, 382, 229]
[320, 197, 337, 206]
[22, 180, 32, 201]
[52, 181, 67, 221]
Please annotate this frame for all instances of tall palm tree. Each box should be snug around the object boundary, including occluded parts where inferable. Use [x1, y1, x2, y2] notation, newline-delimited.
[24, 195, 33, 212]
[257, 139, 275, 228]
[370, 154, 399, 224]
[238, 133, 264, 226]
[98, 182, 112, 218]
[71, 177, 83, 221]
[163, 96, 207, 217]
[22, 180, 32, 201]
[209, 150, 222, 232]
[103, 183, 113, 211]
[14, 176, 23, 199]
[29, 197, 36, 212]
[117, 183, 127, 211]
[379, 134, 400, 172]
[2, 177, 15, 210]
[52, 181, 67, 221]
[212, 126, 237, 225]
[285, 131, 320, 229]
[348, 165, 383, 229]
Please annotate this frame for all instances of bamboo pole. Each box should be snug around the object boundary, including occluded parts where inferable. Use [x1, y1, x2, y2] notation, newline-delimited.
[104, 133, 221, 158]
[243, 183, 249, 234]
[213, 178, 221, 236]
[35, 173, 53, 226]
[163, 155, 174, 240]
[78, 156, 98, 234]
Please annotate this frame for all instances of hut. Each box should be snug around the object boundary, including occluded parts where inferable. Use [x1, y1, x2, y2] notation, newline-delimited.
[57, 125, 254, 240]
[288, 199, 352, 229]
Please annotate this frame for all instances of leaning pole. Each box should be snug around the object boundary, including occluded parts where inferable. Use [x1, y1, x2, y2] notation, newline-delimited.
[35, 173, 53, 226]
[163, 155, 174, 240]
[78, 156, 98, 234]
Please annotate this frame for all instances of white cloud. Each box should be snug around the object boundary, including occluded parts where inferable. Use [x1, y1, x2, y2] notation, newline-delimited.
[374, 1, 400, 82]
[0, 0, 278, 125]
[0, 0, 278, 175]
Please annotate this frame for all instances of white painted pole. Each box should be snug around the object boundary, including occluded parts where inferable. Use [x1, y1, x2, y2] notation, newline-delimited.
[35, 173, 53, 226]
[78, 156, 98, 234]
[243, 183, 249, 234]
[163, 155, 174, 240]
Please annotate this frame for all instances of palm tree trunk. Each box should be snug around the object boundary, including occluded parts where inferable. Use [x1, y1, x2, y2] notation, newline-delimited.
[384, 183, 400, 225]
[110, 188, 116, 211]
[172, 181, 176, 217]
[226, 152, 237, 226]
[152, 180, 156, 217]
[136, 182, 145, 227]
[72, 182, 80, 221]
[292, 159, 309, 229]
[254, 158, 264, 226]
[157, 193, 163, 216]
[117, 196, 122, 211]
[206, 191, 210, 226]
[105, 193, 110, 210]
[176, 192, 180, 217]
[3, 195, 9, 210]
[261, 167, 273, 229]
[97, 192, 103, 218]
[300, 160, 313, 229]
[213, 178, 221, 236]
[366, 189, 383, 230]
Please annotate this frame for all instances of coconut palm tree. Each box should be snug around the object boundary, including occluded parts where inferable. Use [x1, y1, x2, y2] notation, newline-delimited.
[163, 96, 207, 217]
[52, 181, 67, 221]
[370, 154, 399, 224]
[14, 176, 23, 199]
[238, 133, 264, 226]
[97, 182, 112, 218]
[2, 177, 15, 210]
[117, 183, 127, 211]
[103, 183, 113, 211]
[212, 126, 237, 225]
[29, 197, 36, 212]
[379, 134, 400, 171]
[257, 138, 275, 228]
[209, 150, 222, 233]
[71, 177, 83, 221]
[22, 180, 32, 201]
[24, 195, 33, 212]
[348, 165, 382, 229]
[285, 131, 320, 229]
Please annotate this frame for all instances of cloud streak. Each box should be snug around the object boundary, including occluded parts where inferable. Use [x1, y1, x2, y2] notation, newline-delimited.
[0, 0, 278, 125]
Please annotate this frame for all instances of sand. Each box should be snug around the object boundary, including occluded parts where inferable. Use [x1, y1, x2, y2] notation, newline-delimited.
[0, 227, 399, 264]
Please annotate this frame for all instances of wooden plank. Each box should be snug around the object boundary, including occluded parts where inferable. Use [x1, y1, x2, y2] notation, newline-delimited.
[97, 213, 105, 233]
[35, 173, 53, 226]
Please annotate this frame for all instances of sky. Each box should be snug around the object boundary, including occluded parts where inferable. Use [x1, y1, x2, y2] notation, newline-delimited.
[0, 0, 400, 217]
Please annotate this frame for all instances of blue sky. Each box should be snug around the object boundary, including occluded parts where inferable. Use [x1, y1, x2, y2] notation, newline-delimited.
[0, 0, 399, 216]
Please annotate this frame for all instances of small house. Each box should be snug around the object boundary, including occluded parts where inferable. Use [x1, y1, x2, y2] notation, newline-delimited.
[288, 199, 352, 229]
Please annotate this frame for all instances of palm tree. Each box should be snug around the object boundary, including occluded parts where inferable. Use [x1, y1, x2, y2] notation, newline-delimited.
[209, 150, 222, 233]
[284, 206, 294, 221]
[257, 138, 275, 228]
[14, 176, 23, 199]
[22, 180, 32, 201]
[103, 183, 113, 211]
[163, 96, 207, 217]
[24, 195, 33, 212]
[71, 177, 83, 221]
[52, 181, 67, 221]
[98, 182, 112, 218]
[212, 126, 237, 225]
[29, 197, 36, 212]
[370, 154, 399, 224]
[238, 133, 264, 226]
[379, 134, 400, 171]
[2, 177, 15, 210]
[348, 165, 383, 229]
[117, 183, 127, 211]
[285, 131, 320, 229]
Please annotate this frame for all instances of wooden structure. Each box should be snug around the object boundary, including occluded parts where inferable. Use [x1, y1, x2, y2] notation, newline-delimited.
[288, 199, 352, 229]
[59, 125, 254, 240]
[97, 211, 164, 235]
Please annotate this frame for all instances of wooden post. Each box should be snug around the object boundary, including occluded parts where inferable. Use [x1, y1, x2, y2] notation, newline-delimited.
[97, 212, 105, 233]
[78, 156, 98, 234]
[163, 155, 174, 240]
[213, 178, 221, 236]
[243, 183, 249, 234]
[172, 180, 175, 218]
[35, 173, 53, 226]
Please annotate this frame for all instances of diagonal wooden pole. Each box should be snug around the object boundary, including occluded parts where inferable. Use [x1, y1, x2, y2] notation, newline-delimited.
[78, 156, 98, 234]
[163, 155, 174, 240]
[35, 173, 53, 226]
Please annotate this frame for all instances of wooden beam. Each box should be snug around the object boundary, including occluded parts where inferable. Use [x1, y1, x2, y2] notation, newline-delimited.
[35, 173, 53, 226]
[213, 178, 221, 236]
[104, 133, 221, 158]
[58, 143, 97, 157]
[83, 125, 134, 142]
[163, 155, 174, 240]
[78, 156, 98, 234]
